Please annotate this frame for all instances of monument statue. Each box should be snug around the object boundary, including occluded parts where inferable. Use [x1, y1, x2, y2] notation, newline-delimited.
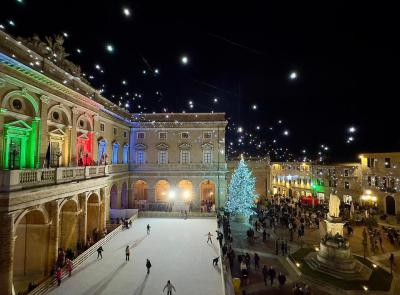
[328, 194, 340, 218]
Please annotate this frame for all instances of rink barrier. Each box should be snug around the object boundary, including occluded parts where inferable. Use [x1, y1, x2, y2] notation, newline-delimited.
[138, 211, 216, 218]
[26, 212, 138, 295]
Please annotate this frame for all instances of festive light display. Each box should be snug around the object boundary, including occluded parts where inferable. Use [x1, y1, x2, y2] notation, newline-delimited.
[225, 157, 257, 217]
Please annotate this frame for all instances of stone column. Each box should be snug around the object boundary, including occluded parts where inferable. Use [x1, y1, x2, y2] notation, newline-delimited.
[46, 201, 59, 274]
[39, 95, 50, 168]
[0, 213, 15, 295]
[79, 193, 88, 245]
[0, 110, 6, 168]
[70, 107, 79, 166]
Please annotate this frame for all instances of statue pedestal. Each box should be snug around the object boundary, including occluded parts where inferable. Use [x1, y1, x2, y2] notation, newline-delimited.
[305, 218, 372, 281]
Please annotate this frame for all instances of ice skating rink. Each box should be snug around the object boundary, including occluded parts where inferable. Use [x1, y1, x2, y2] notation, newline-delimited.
[49, 218, 222, 295]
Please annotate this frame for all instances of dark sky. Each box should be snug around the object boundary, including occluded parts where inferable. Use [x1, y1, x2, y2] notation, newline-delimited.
[1, 1, 399, 162]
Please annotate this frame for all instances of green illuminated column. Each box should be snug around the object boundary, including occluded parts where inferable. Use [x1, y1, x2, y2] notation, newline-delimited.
[28, 119, 39, 168]
[3, 136, 10, 169]
[20, 137, 27, 169]
[35, 118, 41, 168]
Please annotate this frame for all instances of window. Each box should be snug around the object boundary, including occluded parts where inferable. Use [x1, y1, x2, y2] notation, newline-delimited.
[181, 132, 189, 139]
[50, 142, 61, 167]
[374, 176, 379, 187]
[123, 131, 127, 138]
[137, 132, 145, 139]
[385, 158, 391, 168]
[136, 150, 145, 164]
[344, 181, 350, 189]
[333, 180, 337, 187]
[383, 177, 387, 188]
[112, 142, 119, 164]
[52, 111, 60, 121]
[367, 158, 375, 168]
[12, 99, 22, 110]
[180, 150, 190, 164]
[203, 150, 212, 164]
[159, 132, 167, 140]
[203, 131, 212, 139]
[98, 140, 107, 164]
[158, 150, 168, 164]
[100, 123, 105, 132]
[113, 127, 117, 135]
[122, 145, 129, 164]
[344, 169, 349, 177]
[367, 176, 372, 186]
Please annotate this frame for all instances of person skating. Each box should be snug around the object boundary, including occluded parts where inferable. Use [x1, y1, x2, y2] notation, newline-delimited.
[254, 253, 260, 270]
[146, 258, 152, 274]
[268, 266, 276, 285]
[206, 232, 213, 243]
[125, 246, 130, 261]
[97, 246, 104, 259]
[147, 224, 151, 235]
[163, 280, 176, 295]
[278, 272, 286, 287]
[262, 265, 268, 285]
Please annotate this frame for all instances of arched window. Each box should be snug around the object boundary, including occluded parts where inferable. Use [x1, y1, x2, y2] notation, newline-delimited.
[112, 142, 119, 164]
[98, 140, 107, 165]
[123, 144, 129, 164]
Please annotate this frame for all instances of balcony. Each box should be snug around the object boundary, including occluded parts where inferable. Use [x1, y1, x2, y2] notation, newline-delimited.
[130, 162, 227, 171]
[0, 164, 128, 192]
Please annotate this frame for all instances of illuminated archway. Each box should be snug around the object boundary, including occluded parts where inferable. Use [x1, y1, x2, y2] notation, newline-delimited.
[59, 200, 79, 251]
[178, 180, 193, 202]
[134, 180, 148, 201]
[121, 182, 128, 209]
[13, 209, 48, 293]
[110, 184, 118, 209]
[87, 193, 101, 241]
[155, 180, 170, 202]
[200, 179, 216, 203]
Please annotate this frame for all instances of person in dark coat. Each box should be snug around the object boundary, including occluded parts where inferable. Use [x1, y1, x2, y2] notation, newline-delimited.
[254, 253, 260, 270]
[268, 266, 276, 285]
[146, 259, 152, 274]
[278, 272, 286, 287]
[97, 246, 104, 259]
[262, 265, 268, 285]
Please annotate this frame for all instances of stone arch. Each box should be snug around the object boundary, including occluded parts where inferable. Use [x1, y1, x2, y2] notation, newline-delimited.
[2, 89, 39, 117]
[59, 199, 79, 251]
[133, 180, 148, 205]
[47, 103, 72, 126]
[200, 179, 216, 203]
[178, 179, 193, 202]
[386, 195, 396, 215]
[110, 184, 119, 209]
[76, 113, 93, 131]
[87, 193, 101, 241]
[13, 208, 49, 293]
[155, 180, 170, 202]
[121, 182, 128, 209]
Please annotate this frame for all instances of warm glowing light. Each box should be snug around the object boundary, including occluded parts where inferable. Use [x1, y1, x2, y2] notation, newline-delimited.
[237, 127, 243, 133]
[295, 262, 300, 267]
[183, 191, 190, 199]
[168, 190, 176, 199]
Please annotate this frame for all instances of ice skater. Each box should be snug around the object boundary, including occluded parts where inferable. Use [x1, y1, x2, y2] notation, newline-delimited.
[125, 245, 130, 261]
[97, 246, 104, 259]
[147, 224, 151, 235]
[212, 256, 220, 266]
[206, 232, 213, 243]
[146, 258, 152, 274]
[163, 280, 176, 295]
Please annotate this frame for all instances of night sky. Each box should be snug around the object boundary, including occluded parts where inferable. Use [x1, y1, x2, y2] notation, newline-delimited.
[1, 1, 399, 162]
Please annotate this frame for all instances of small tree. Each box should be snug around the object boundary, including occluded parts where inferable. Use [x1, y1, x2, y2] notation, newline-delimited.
[225, 157, 258, 217]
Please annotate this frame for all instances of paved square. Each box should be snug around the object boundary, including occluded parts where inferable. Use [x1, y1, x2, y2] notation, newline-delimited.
[49, 218, 222, 295]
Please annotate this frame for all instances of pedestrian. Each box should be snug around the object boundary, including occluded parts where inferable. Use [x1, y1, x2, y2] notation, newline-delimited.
[125, 246, 130, 261]
[284, 240, 288, 255]
[206, 232, 213, 243]
[268, 266, 276, 285]
[65, 258, 73, 277]
[262, 265, 268, 285]
[281, 240, 285, 256]
[245, 253, 251, 269]
[97, 246, 104, 259]
[275, 238, 279, 255]
[147, 224, 151, 235]
[146, 258, 152, 274]
[278, 272, 286, 287]
[55, 267, 62, 286]
[254, 253, 260, 270]
[263, 229, 267, 241]
[163, 280, 176, 295]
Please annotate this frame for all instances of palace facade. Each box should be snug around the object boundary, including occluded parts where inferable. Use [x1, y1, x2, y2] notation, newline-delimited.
[0, 31, 227, 294]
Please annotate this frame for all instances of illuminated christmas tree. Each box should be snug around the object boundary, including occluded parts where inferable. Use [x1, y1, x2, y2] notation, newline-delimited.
[225, 157, 257, 217]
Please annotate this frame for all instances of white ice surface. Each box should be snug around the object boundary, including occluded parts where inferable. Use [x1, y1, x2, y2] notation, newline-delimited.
[49, 218, 222, 295]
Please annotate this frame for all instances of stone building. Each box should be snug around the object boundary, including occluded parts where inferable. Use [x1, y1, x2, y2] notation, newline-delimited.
[270, 161, 362, 204]
[359, 152, 400, 215]
[0, 31, 227, 294]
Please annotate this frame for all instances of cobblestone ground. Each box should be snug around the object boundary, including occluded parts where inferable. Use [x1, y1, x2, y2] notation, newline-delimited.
[228, 219, 400, 295]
